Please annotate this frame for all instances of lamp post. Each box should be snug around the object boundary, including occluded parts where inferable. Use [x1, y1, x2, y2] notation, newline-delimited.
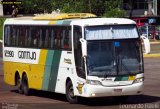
[0, 0, 3, 16]
[148, 0, 157, 16]
[153, 0, 157, 16]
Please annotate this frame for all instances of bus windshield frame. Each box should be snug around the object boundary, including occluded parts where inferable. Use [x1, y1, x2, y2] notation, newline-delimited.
[84, 25, 144, 77]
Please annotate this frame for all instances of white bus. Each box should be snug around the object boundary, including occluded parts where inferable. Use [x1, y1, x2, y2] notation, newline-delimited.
[3, 13, 144, 103]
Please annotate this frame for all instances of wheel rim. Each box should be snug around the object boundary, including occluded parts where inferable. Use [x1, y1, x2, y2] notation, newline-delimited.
[68, 85, 75, 98]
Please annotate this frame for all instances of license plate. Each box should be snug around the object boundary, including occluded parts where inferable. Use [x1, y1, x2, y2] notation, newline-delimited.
[114, 89, 122, 92]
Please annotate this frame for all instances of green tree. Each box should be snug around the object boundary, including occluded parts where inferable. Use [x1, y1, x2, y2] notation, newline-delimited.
[89, 0, 106, 16]
[23, 0, 53, 14]
[103, 0, 125, 17]
[22, 0, 126, 18]
[51, 0, 87, 13]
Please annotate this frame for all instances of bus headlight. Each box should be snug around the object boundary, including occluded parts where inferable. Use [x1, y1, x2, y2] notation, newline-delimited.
[133, 77, 144, 84]
[86, 80, 102, 85]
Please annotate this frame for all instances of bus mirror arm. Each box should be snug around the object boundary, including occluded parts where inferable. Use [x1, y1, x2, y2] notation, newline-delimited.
[79, 38, 87, 57]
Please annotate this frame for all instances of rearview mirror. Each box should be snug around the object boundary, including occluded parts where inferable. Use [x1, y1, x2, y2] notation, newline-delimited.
[79, 38, 87, 57]
[140, 35, 150, 54]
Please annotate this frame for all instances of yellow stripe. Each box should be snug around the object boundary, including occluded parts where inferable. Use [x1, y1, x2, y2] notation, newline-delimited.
[30, 49, 48, 89]
[38, 50, 48, 64]
[48, 21, 57, 25]
[33, 13, 96, 20]
[144, 53, 160, 58]
[28, 50, 48, 89]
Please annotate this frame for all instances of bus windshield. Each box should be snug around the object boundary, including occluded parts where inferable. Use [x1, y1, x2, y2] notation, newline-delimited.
[85, 25, 143, 77]
[87, 40, 143, 76]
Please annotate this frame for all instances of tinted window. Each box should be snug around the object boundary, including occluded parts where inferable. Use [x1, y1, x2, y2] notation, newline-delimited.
[4, 25, 72, 50]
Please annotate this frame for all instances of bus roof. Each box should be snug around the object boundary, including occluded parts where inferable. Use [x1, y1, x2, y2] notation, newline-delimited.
[4, 14, 136, 26]
[70, 18, 136, 26]
[33, 13, 96, 20]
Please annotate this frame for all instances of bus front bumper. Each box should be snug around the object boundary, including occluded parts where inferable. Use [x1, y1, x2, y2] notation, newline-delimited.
[81, 82, 143, 97]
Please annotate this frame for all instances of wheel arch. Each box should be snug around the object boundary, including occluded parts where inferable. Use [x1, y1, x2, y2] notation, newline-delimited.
[66, 77, 72, 86]
[22, 72, 27, 78]
[66, 77, 72, 93]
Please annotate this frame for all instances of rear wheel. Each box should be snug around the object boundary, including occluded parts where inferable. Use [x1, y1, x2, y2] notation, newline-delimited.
[22, 75, 30, 96]
[15, 74, 23, 94]
[66, 81, 78, 104]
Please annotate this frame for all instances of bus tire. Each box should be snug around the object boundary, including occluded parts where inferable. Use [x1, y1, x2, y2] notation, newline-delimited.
[22, 75, 30, 96]
[15, 74, 23, 94]
[66, 81, 78, 104]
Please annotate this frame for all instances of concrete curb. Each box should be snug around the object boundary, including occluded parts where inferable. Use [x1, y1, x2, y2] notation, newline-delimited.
[144, 53, 160, 58]
[150, 42, 160, 44]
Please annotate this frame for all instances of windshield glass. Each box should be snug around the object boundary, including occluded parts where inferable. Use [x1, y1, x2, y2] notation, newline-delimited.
[84, 25, 144, 77]
[87, 40, 143, 76]
[85, 25, 138, 40]
[87, 41, 114, 76]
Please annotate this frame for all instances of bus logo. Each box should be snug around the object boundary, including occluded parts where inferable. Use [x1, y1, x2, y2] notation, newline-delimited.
[64, 58, 72, 64]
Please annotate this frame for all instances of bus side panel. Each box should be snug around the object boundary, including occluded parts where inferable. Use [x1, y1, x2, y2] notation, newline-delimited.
[3, 61, 15, 85]
[29, 50, 48, 90]
[3, 61, 30, 86]
[41, 50, 62, 92]
[3, 49, 48, 91]
[54, 51, 75, 94]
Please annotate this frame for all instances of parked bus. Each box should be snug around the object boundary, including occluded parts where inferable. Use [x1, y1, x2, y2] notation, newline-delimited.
[3, 13, 144, 103]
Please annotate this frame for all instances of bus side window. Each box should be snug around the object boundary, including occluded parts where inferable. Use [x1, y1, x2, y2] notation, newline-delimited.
[61, 26, 71, 50]
[16, 27, 19, 46]
[9, 26, 13, 46]
[12, 26, 17, 46]
[68, 30, 72, 49]
[62, 29, 69, 49]
[55, 28, 61, 48]
[8, 26, 12, 46]
[74, 28, 81, 49]
[39, 29, 43, 48]
[44, 28, 49, 48]
[73, 26, 85, 79]
[48, 28, 51, 48]
[33, 27, 40, 48]
[24, 27, 28, 47]
[14, 26, 21, 47]
[18, 26, 25, 46]
[19, 26, 28, 47]
[51, 29, 55, 48]
[4, 26, 11, 46]
[27, 27, 32, 47]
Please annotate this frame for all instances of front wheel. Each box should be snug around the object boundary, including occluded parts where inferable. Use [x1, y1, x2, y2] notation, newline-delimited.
[66, 81, 78, 104]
